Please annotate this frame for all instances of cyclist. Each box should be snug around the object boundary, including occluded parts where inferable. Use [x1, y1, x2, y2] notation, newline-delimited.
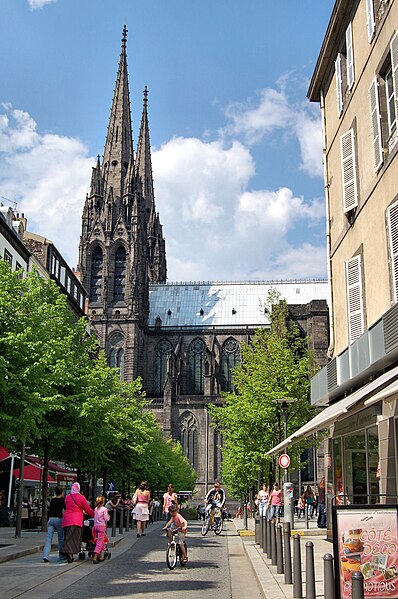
[205, 481, 225, 529]
[163, 504, 188, 563]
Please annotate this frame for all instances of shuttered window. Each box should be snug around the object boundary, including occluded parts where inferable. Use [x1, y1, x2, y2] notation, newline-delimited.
[369, 78, 383, 170]
[346, 255, 365, 345]
[346, 23, 355, 90]
[365, 0, 376, 42]
[387, 200, 398, 303]
[335, 54, 344, 116]
[391, 32, 398, 129]
[341, 129, 358, 213]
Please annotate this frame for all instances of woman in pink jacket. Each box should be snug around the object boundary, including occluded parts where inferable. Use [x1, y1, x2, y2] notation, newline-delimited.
[92, 495, 110, 563]
[61, 482, 94, 563]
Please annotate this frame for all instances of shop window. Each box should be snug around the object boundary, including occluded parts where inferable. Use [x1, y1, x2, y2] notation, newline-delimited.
[344, 432, 367, 504]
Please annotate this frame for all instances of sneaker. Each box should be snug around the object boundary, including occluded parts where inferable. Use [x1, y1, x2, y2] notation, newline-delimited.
[43, 558, 49, 563]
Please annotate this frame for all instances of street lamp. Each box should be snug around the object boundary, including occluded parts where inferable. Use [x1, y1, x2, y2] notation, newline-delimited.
[273, 398, 296, 529]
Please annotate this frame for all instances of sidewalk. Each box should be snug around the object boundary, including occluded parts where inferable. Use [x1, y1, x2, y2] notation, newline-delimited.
[234, 517, 332, 599]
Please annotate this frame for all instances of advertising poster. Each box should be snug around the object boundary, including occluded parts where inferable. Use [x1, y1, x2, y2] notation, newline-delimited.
[334, 506, 398, 599]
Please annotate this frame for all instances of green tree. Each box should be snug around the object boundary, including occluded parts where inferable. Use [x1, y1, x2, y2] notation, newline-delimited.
[209, 293, 317, 498]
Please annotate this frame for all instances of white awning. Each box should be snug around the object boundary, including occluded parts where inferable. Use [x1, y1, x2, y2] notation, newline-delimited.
[265, 364, 398, 456]
[364, 380, 398, 407]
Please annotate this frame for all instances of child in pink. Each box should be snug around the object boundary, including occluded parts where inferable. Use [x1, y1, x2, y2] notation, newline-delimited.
[93, 496, 110, 563]
[163, 504, 188, 563]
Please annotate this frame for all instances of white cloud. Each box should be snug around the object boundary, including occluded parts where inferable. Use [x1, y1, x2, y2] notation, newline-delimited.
[27, 0, 57, 9]
[0, 105, 92, 267]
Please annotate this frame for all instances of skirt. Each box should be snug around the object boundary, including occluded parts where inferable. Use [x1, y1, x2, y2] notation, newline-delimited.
[62, 525, 82, 555]
[133, 503, 149, 522]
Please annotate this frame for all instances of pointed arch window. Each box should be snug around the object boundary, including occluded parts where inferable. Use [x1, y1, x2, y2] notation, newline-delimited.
[113, 246, 126, 302]
[90, 246, 103, 302]
[221, 337, 241, 392]
[154, 339, 173, 395]
[178, 411, 198, 470]
[188, 338, 205, 395]
[108, 333, 125, 380]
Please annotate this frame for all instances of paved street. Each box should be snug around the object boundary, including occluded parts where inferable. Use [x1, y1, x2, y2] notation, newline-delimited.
[0, 521, 263, 599]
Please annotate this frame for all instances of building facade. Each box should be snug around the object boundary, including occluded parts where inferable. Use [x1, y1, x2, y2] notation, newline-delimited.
[78, 28, 330, 497]
[269, 0, 398, 518]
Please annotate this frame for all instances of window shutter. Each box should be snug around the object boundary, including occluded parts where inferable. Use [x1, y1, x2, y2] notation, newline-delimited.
[341, 129, 358, 212]
[387, 200, 398, 303]
[335, 54, 344, 115]
[391, 32, 398, 123]
[369, 78, 383, 170]
[346, 22, 355, 90]
[346, 255, 365, 345]
[365, 0, 376, 42]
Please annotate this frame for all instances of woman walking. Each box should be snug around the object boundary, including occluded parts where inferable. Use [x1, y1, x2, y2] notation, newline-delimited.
[92, 495, 109, 563]
[132, 481, 150, 538]
[163, 483, 178, 522]
[61, 482, 94, 563]
[42, 486, 65, 562]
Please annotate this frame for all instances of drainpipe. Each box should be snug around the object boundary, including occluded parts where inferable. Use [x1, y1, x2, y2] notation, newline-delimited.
[320, 89, 334, 359]
[205, 405, 209, 496]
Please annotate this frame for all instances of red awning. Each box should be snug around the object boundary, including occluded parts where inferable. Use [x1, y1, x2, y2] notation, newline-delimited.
[13, 464, 56, 484]
[0, 446, 11, 462]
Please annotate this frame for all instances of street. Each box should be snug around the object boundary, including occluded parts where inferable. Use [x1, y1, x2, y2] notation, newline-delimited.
[0, 521, 264, 599]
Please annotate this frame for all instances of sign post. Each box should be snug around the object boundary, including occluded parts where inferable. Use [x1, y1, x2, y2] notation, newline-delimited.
[279, 454, 293, 529]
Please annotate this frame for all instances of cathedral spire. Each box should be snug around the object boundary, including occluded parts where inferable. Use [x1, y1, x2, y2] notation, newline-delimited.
[102, 24, 133, 201]
[135, 86, 155, 214]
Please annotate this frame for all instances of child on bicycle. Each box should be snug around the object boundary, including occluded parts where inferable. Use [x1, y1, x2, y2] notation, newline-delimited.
[162, 504, 188, 563]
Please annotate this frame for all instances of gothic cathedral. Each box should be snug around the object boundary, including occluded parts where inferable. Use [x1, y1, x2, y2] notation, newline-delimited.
[78, 28, 330, 497]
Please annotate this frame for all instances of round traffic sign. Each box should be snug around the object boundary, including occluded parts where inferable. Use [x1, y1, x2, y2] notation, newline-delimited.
[279, 453, 290, 469]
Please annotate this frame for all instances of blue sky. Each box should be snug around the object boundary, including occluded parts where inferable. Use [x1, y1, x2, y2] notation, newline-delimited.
[0, 0, 334, 281]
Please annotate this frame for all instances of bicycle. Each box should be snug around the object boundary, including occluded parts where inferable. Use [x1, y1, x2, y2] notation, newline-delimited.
[164, 528, 188, 570]
[201, 504, 223, 536]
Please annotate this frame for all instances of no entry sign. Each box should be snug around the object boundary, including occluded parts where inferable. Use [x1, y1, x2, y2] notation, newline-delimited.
[279, 453, 290, 469]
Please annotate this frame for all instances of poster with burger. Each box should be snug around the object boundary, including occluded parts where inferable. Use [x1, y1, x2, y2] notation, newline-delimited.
[334, 506, 398, 599]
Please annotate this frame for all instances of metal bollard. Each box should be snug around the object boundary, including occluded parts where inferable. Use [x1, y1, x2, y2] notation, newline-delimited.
[271, 521, 277, 566]
[276, 524, 284, 574]
[119, 508, 124, 534]
[284, 522, 292, 585]
[262, 516, 267, 554]
[255, 514, 260, 545]
[293, 534, 303, 598]
[267, 519, 272, 559]
[125, 507, 130, 531]
[323, 553, 335, 599]
[306, 541, 316, 599]
[351, 571, 365, 599]
[111, 509, 117, 537]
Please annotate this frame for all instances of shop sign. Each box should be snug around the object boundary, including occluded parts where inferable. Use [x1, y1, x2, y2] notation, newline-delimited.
[57, 473, 77, 483]
[333, 504, 398, 599]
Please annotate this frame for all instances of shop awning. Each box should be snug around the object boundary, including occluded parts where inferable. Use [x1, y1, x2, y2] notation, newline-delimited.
[0, 446, 11, 462]
[265, 365, 398, 456]
[364, 379, 398, 407]
[13, 464, 56, 484]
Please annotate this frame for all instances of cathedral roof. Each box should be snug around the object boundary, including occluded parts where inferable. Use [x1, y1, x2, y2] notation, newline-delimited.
[148, 280, 329, 329]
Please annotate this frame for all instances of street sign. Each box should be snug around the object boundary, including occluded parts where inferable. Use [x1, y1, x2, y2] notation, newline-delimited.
[278, 454, 290, 469]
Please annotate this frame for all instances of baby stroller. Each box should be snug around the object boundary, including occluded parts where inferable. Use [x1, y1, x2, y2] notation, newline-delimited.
[78, 518, 111, 560]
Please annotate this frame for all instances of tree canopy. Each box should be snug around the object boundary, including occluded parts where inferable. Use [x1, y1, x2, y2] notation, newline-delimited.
[209, 292, 317, 498]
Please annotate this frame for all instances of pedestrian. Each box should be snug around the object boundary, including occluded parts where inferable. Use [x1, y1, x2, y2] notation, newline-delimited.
[92, 495, 110, 563]
[268, 482, 283, 525]
[317, 477, 326, 528]
[163, 483, 178, 522]
[132, 481, 150, 538]
[42, 486, 65, 562]
[296, 495, 305, 518]
[61, 482, 94, 563]
[256, 483, 269, 518]
[303, 485, 315, 518]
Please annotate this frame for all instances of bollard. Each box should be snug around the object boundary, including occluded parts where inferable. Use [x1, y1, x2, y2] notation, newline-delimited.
[267, 519, 272, 559]
[284, 522, 292, 585]
[255, 514, 260, 545]
[306, 541, 316, 599]
[119, 508, 124, 534]
[262, 516, 267, 554]
[111, 509, 117, 537]
[293, 534, 303, 598]
[323, 553, 335, 599]
[276, 524, 284, 574]
[351, 571, 365, 599]
[271, 520, 277, 566]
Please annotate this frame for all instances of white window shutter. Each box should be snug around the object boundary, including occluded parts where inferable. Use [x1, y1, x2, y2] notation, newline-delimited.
[365, 0, 376, 42]
[335, 54, 344, 116]
[346, 255, 364, 345]
[391, 32, 398, 123]
[369, 78, 383, 170]
[387, 200, 398, 303]
[341, 129, 358, 212]
[346, 22, 355, 90]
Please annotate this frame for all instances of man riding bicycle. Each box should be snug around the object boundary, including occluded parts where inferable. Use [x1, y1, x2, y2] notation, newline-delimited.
[205, 481, 225, 528]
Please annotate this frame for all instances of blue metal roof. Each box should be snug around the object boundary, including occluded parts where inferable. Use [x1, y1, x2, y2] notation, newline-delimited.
[149, 280, 329, 329]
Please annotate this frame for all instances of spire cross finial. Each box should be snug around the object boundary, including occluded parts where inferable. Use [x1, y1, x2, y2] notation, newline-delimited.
[122, 24, 128, 49]
[143, 86, 148, 108]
